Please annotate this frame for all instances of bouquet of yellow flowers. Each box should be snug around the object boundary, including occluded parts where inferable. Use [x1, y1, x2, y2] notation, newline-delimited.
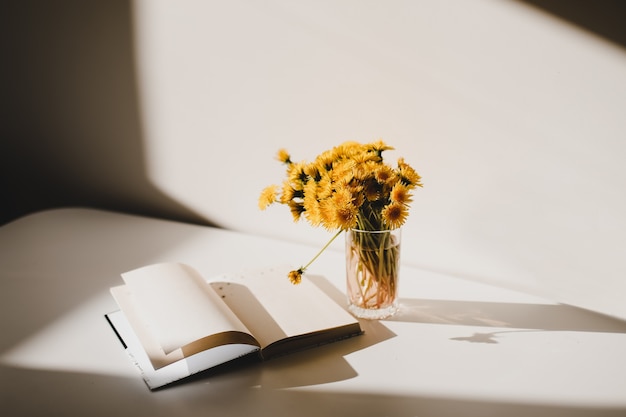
[259, 140, 422, 287]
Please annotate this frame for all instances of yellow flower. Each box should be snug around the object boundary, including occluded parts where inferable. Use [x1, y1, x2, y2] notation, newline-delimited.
[374, 165, 395, 184]
[304, 203, 322, 226]
[351, 189, 365, 208]
[335, 141, 362, 158]
[304, 162, 323, 181]
[287, 161, 308, 188]
[333, 204, 359, 230]
[303, 182, 323, 226]
[332, 187, 353, 207]
[363, 178, 382, 202]
[279, 180, 295, 204]
[318, 188, 356, 229]
[276, 148, 291, 164]
[288, 201, 305, 221]
[319, 201, 336, 229]
[368, 139, 395, 155]
[319, 196, 358, 230]
[258, 185, 278, 210]
[353, 160, 379, 182]
[288, 268, 303, 284]
[390, 182, 413, 204]
[382, 202, 409, 229]
[315, 150, 336, 172]
[398, 157, 422, 187]
[316, 174, 334, 200]
[330, 160, 355, 184]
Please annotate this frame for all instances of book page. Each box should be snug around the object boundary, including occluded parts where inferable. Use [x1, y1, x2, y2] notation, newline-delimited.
[119, 263, 256, 355]
[105, 310, 259, 388]
[209, 265, 360, 352]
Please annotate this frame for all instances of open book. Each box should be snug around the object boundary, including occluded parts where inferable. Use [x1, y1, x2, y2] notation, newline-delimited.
[105, 262, 362, 389]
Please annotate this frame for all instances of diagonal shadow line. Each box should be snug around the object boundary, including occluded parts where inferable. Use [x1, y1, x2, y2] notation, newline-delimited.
[517, 0, 626, 50]
[0, 0, 214, 227]
[389, 298, 626, 334]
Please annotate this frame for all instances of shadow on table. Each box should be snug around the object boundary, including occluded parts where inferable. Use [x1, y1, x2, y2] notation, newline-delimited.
[307, 272, 398, 350]
[390, 297, 626, 344]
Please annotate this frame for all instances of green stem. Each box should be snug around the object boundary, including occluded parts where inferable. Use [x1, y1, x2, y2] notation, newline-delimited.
[301, 229, 344, 271]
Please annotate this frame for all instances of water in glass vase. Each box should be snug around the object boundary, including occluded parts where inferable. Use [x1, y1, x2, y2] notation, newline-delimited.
[345, 228, 401, 319]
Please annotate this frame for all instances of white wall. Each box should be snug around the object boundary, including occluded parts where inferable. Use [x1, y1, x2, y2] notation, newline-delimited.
[130, 0, 626, 320]
[5, 1, 623, 320]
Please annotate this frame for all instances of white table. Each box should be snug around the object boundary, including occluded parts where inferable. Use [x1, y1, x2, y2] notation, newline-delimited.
[1, 208, 625, 416]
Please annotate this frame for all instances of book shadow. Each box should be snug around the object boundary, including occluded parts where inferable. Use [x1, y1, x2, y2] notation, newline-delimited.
[165, 275, 396, 391]
[306, 274, 398, 351]
[389, 297, 626, 344]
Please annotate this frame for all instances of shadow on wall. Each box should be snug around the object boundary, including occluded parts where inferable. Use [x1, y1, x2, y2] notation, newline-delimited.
[519, 0, 626, 49]
[0, 0, 212, 226]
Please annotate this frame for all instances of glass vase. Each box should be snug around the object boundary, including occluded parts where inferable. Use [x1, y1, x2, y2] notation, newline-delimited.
[345, 228, 401, 319]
